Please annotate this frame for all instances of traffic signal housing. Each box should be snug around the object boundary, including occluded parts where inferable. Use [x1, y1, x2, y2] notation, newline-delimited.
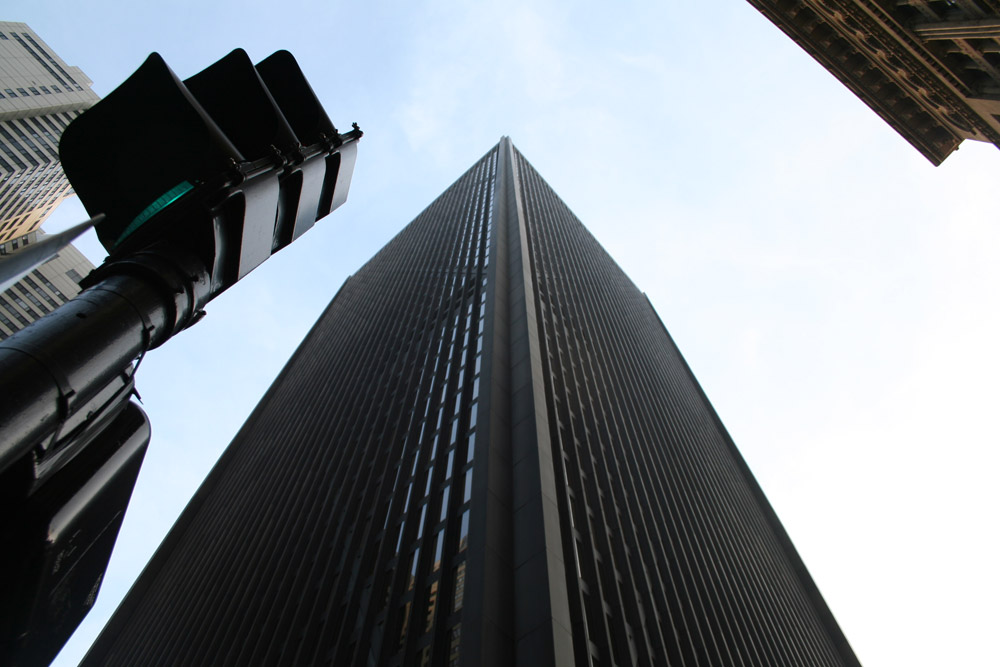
[59, 48, 360, 297]
[0, 48, 360, 666]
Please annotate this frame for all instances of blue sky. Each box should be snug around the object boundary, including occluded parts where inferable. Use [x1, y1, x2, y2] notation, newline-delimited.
[8, 1, 999, 665]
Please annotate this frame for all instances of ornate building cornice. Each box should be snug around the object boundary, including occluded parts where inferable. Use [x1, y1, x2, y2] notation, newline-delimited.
[748, 0, 1000, 164]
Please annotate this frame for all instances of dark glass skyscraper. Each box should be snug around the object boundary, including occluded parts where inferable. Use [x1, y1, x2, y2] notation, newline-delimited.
[83, 139, 860, 666]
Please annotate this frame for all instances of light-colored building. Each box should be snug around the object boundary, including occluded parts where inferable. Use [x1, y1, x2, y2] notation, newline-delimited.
[0, 20, 99, 246]
[0, 229, 94, 340]
[0, 21, 99, 337]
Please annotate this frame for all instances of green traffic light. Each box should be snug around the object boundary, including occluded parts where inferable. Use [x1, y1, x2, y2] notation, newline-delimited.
[114, 181, 194, 249]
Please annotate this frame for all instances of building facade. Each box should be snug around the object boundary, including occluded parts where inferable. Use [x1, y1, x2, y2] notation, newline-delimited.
[0, 229, 94, 339]
[82, 139, 860, 666]
[0, 21, 100, 245]
[747, 0, 1000, 164]
[0, 22, 98, 337]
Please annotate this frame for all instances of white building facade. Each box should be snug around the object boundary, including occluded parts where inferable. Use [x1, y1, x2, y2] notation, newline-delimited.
[0, 22, 99, 338]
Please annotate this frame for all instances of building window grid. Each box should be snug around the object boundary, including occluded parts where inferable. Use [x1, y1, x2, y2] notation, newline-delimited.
[8, 122, 49, 161]
[32, 269, 67, 300]
[5, 289, 38, 318]
[0, 178, 20, 206]
[516, 153, 630, 663]
[16, 31, 82, 89]
[15, 283, 50, 314]
[379, 153, 494, 663]
[0, 149, 14, 173]
[337, 294, 424, 652]
[522, 148, 784, 665]
[38, 115, 64, 141]
[18, 118, 59, 159]
[0, 163, 52, 206]
[230, 149, 494, 665]
[0, 128, 30, 169]
[0, 306, 14, 334]
[1, 297, 30, 326]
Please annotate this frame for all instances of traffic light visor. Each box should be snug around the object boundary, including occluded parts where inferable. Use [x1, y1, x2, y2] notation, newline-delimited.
[59, 53, 242, 253]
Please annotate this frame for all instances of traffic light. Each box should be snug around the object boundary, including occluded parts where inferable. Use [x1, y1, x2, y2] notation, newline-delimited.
[59, 48, 359, 296]
[0, 49, 360, 665]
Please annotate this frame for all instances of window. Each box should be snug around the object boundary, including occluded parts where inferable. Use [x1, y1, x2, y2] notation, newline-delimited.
[66, 268, 83, 283]
[439, 486, 450, 522]
[407, 548, 420, 591]
[447, 624, 461, 666]
[16, 285, 49, 314]
[1, 300, 29, 326]
[458, 510, 470, 552]
[16, 88, 28, 96]
[416, 506, 427, 539]
[431, 531, 444, 572]
[466, 433, 476, 464]
[403, 481, 414, 514]
[0, 308, 15, 331]
[452, 565, 466, 612]
[32, 270, 65, 300]
[463, 472, 473, 504]
[6, 291, 36, 318]
[445, 450, 455, 479]
[4, 89, 14, 97]
[40, 86, 50, 94]
[424, 581, 439, 632]
[29, 87, 40, 96]
[398, 602, 412, 649]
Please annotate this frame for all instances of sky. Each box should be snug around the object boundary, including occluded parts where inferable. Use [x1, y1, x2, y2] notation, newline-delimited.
[6, 1, 998, 665]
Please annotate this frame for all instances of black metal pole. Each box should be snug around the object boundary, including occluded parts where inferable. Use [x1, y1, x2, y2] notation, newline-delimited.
[0, 243, 211, 485]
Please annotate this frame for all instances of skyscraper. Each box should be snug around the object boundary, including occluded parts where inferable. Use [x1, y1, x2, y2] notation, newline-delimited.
[83, 139, 860, 666]
[0, 21, 99, 245]
[745, 1, 1000, 165]
[0, 21, 98, 336]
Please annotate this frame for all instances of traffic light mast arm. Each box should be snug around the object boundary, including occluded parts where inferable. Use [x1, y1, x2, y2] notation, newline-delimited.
[0, 241, 210, 486]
